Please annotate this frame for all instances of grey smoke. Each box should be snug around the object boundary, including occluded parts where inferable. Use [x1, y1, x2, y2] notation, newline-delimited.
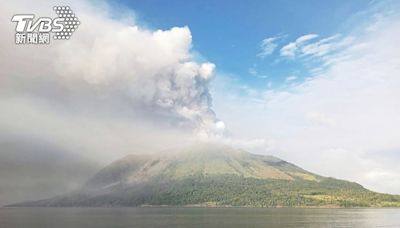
[0, 0, 224, 205]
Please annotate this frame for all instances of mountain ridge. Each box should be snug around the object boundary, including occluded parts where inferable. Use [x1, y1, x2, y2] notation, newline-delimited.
[9, 143, 400, 208]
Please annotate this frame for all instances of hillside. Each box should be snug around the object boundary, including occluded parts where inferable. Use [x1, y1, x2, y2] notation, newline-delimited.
[11, 144, 400, 207]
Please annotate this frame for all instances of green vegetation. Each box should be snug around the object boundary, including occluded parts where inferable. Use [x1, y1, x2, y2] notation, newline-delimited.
[12, 144, 400, 208]
[123, 175, 400, 207]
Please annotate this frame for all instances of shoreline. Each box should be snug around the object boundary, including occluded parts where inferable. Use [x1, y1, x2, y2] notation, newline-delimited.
[3, 205, 400, 209]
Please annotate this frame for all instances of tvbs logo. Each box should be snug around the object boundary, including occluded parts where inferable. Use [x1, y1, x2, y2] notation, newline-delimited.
[11, 6, 80, 44]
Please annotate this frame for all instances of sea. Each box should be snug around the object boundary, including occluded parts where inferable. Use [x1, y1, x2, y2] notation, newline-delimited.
[0, 207, 399, 228]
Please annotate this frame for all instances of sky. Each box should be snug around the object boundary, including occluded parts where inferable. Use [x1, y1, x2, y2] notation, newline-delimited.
[118, 0, 372, 88]
[0, 0, 400, 205]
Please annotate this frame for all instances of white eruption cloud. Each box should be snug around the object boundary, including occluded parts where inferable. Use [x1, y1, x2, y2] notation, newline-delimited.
[57, 23, 220, 136]
[0, 0, 226, 205]
[0, 0, 224, 139]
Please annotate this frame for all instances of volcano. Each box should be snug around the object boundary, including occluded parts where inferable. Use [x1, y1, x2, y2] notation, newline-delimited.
[11, 144, 400, 207]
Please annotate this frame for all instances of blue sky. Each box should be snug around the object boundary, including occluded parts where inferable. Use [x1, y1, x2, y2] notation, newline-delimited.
[97, 0, 400, 193]
[116, 0, 372, 89]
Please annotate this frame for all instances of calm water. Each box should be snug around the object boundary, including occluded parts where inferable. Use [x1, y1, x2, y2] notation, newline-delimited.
[0, 207, 399, 228]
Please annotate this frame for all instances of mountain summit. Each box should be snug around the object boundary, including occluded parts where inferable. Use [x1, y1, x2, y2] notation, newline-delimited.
[12, 144, 400, 207]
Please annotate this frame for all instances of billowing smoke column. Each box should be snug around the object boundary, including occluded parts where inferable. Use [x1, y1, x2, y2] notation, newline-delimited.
[51, 12, 225, 138]
[1, 1, 225, 138]
[151, 61, 225, 138]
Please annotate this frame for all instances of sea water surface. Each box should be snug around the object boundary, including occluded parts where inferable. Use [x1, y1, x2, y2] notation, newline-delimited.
[0, 207, 399, 228]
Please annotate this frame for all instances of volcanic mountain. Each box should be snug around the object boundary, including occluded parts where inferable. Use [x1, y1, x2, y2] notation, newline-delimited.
[12, 144, 400, 207]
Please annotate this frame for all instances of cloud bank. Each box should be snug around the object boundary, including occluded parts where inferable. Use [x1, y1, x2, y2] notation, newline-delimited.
[213, 10, 400, 194]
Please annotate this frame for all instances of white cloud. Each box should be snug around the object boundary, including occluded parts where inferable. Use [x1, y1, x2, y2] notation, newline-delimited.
[285, 75, 297, 82]
[301, 40, 334, 57]
[0, 0, 222, 204]
[280, 33, 319, 58]
[280, 42, 297, 58]
[279, 33, 354, 63]
[0, 0, 234, 173]
[300, 34, 356, 60]
[214, 13, 400, 194]
[0, 0, 225, 143]
[296, 34, 319, 43]
[257, 35, 284, 58]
